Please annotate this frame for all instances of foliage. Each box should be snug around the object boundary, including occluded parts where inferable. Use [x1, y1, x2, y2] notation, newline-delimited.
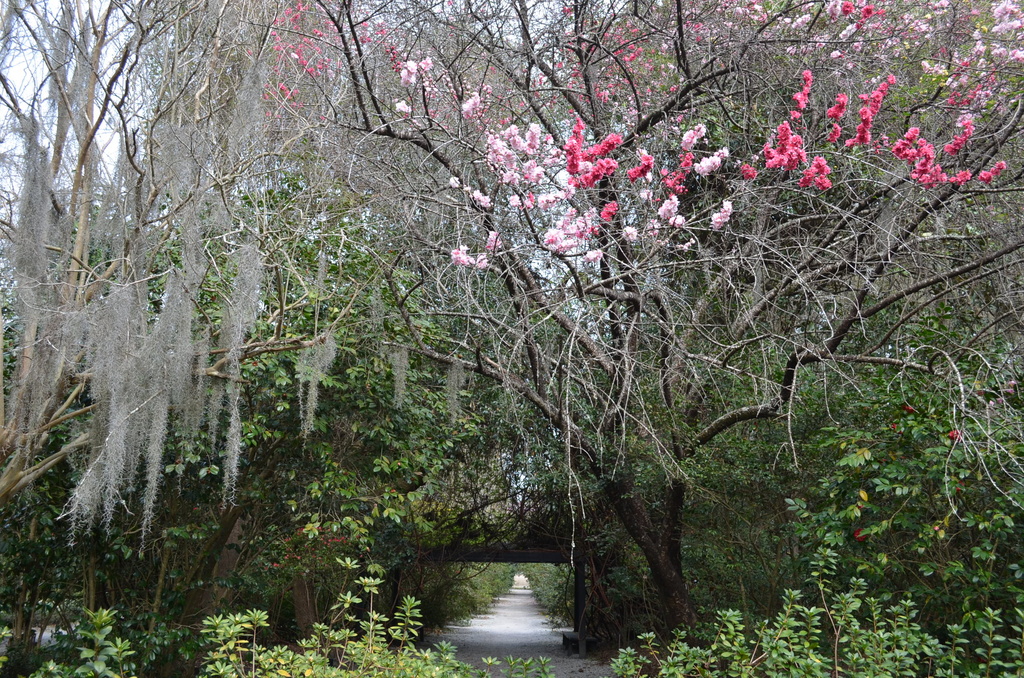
[11, 599, 477, 678]
[611, 554, 1024, 677]
[789, 369, 1024, 628]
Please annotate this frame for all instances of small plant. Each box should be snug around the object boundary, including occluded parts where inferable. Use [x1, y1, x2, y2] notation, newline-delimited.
[21, 610, 136, 678]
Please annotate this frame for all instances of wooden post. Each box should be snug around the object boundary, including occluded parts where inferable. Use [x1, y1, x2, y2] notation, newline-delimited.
[574, 555, 587, 658]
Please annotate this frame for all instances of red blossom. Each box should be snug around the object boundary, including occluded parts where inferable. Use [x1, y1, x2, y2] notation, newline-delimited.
[846, 76, 895, 147]
[792, 70, 813, 110]
[627, 153, 655, 182]
[600, 201, 619, 221]
[798, 156, 833, 190]
[943, 116, 974, 155]
[826, 93, 848, 120]
[764, 121, 807, 170]
[584, 133, 624, 160]
[978, 160, 1008, 183]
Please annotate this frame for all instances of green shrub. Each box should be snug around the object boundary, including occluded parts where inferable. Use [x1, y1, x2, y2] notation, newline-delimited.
[611, 550, 1024, 678]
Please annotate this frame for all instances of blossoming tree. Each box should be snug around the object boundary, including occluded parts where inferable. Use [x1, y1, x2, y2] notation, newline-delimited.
[246, 0, 1024, 626]
[4, 0, 1023, 630]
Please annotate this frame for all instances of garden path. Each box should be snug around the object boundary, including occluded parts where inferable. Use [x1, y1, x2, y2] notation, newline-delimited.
[424, 576, 611, 678]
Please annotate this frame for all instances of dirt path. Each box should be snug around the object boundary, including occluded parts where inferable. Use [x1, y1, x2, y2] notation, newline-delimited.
[423, 578, 612, 678]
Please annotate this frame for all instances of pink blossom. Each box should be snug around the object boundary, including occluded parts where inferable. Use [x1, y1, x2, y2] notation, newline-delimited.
[395, 100, 412, 114]
[537, 192, 563, 209]
[623, 226, 639, 241]
[600, 201, 619, 221]
[680, 124, 707, 151]
[471, 190, 492, 208]
[711, 201, 733, 230]
[451, 246, 473, 266]
[400, 60, 418, 86]
[543, 228, 565, 249]
[523, 161, 544, 183]
[827, 123, 843, 143]
[418, 57, 433, 71]
[486, 134, 517, 170]
[583, 250, 604, 263]
[669, 215, 686, 228]
[462, 92, 483, 118]
[740, 163, 758, 179]
[841, 0, 855, 14]
[524, 124, 543, 155]
[486, 231, 503, 250]
[449, 177, 461, 189]
[694, 155, 723, 176]
[475, 254, 489, 269]
[658, 194, 680, 220]
[993, 0, 1022, 32]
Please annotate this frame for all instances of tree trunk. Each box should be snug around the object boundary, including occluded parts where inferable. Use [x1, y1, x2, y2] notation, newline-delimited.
[179, 505, 245, 624]
[604, 481, 698, 631]
[292, 575, 318, 637]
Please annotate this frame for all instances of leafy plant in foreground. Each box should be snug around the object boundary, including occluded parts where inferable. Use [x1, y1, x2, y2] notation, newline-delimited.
[611, 550, 1024, 677]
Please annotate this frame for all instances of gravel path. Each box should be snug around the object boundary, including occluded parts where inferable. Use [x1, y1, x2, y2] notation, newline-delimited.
[423, 578, 612, 678]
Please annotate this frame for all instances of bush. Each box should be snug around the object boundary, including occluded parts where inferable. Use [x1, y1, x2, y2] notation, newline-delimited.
[611, 550, 1024, 677]
[14, 600, 477, 678]
[791, 387, 1024, 629]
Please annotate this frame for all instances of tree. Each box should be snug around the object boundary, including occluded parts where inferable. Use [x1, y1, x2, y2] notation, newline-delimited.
[260, 0, 1024, 629]
[0, 0, 351, 522]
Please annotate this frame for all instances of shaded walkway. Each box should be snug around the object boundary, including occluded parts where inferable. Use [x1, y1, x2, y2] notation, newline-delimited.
[424, 580, 611, 677]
